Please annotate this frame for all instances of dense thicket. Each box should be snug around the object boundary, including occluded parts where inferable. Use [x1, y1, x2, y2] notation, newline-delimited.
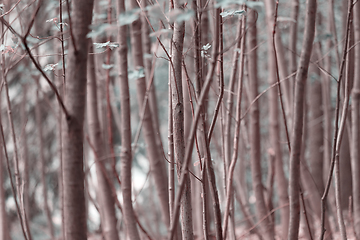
[0, 0, 359, 239]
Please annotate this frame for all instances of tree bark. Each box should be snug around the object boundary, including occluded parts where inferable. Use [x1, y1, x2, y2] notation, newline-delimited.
[288, 0, 317, 239]
[263, 1, 290, 238]
[351, 1, 360, 237]
[116, 0, 141, 238]
[62, 0, 94, 239]
[36, 92, 55, 238]
[308, 53, 324, 193]
[171, 4, 194, 238]
[129, 0, 170, 227]
[247, 6, 274, 240]
[288, 0, 299, 108]
[0, 96, 9, 240]
[21, 85, 30, 223]
[87, 42, 120, 240]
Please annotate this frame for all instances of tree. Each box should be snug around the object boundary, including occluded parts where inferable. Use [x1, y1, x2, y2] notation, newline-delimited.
[351, 0, 360, 238]
[62, 0, 95, 239]
[288, 0, 317, 238]
[247, 6, 274, 240]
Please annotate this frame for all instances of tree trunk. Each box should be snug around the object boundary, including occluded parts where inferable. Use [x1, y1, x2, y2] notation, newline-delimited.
[288, 0, 299, 108]
[288, 0, 317, 238]
[87, 42, 120, 240]
[0, 98, 9, 240]
[247, 6, 274, 240]
[116, 0, 141, 238]
[21, 85, 30, 223]
[308, 53, 324, 193]
[129, 0, 170, 227]
[62, 0, 94, 239]
[36, 91, 55, 238]
[352, 1, 360, 238]
[171, 5, 194, 238]
[263, 1, 290, 238]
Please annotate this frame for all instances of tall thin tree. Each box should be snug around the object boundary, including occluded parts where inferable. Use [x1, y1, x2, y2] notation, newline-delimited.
[264, 1, 290, 238]
[247, 6, 274, 240]
[128, 0, 170, 227]
[87, 42, 120, 240]
[288, 0, 317, 238]
[170, 2, 194, 238]
[116, 0, 141, 238]
[351, 0, 360, 238]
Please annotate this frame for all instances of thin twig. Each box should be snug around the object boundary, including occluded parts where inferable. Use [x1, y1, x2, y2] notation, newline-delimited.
[0, 18, 70, 118]
[272, 0, 291, 151]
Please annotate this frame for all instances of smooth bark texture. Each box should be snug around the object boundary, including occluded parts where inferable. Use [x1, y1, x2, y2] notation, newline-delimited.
[289, 0, 299, 106]
[36, 92, 55, 238]
[308, 55, 324, 193]
[0, 95, 8, 240]
[129, 0, 170, 227]
[0, 153, 8, 240]
[352, 1, 360, 237]
[288, 0, 316, 239]
[87, 43, 119, 240]
[263, 1, 289, 238]
[21, 85, 30, 223]
[247, 7, 274, 240]
[116, 0, 141, 238]
[62, 0, 94, 239]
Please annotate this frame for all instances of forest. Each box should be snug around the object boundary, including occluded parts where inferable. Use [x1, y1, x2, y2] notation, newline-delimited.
[0, 0, 359, 239]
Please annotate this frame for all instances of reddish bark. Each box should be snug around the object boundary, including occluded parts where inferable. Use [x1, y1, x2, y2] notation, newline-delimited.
[62, 0, 95, 238]
[288, 0, 317, 238]
[247, 6, 274, 240]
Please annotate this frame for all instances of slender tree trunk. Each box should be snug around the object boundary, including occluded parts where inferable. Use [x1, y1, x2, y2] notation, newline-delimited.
[0, 98, 9, 240]
[171, 4, 194, 238]
[116, 0, 141, 238]
[141, 0, 161, 148]
[62, 0, 94, 239]
[0, 21, 7, 239]
[308, 53, 325, 193]
[21, 85, 30, 223]
[289, 0, 299, 107]
[288, 0, 317, 238]
[352, 2, 360, 237]
[322, 2, 337, 224]
[129, 0, 170, 227]
[339, 11, 354, 211]
[263, 1, 290, 238]
[36, 92, 55, 238]
[87, 42, 120, 240]
[247, 7, 274, 240]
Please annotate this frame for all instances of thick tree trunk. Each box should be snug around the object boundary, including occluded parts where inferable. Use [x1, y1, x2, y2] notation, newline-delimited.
[247, 7, 274, 240]
[288, 0, 317, 239]
[62, 0, 94, 239]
